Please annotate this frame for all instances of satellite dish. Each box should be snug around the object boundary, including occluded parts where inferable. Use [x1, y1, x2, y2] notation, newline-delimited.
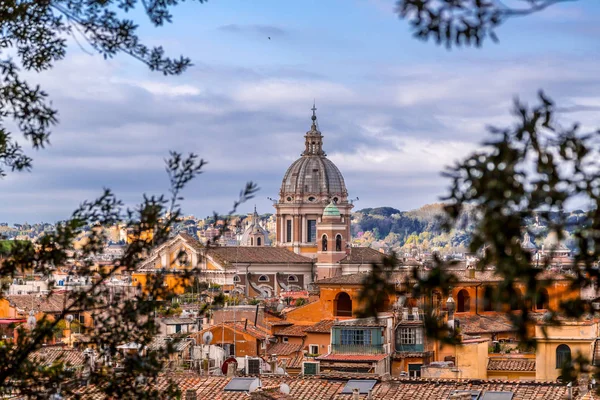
[280, 383, 290, 394]
[66, 315, 74, 323]
[276, 367, 285, 375]
[202, 331, 213, 345]
[248, 378, 261, 393]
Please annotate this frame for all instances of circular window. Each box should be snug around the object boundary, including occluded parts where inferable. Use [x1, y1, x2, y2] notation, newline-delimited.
[333, 197, 339, 203]
[286, 196, 292, 202]
[308, 196, 316, 202]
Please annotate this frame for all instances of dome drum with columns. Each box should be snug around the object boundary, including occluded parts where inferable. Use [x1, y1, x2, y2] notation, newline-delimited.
[274, 104, 353, 270]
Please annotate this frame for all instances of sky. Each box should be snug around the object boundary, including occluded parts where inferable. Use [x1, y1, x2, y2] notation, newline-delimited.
[2, 0, 600, 224]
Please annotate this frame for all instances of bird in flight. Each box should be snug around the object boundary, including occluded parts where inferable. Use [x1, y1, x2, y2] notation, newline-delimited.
[268, 37, 271, 40]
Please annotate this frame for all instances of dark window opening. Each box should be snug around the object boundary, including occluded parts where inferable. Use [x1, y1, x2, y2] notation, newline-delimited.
[556, 344, 571, 368]
[536, 288, 550, 310]
[335, 292, 353, 317]
[457, 289, 470, 313]
[336, 234, 342, 251]
[322, 235, 328, 251]
[307, 220, 317, 242]
[286, 220, 292, 243]
[257, 237, 261, 246]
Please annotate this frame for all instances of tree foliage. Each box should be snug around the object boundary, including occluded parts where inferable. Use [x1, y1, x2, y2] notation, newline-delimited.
[395, 0, 578, 48]
[0, 0, 207, 176]
[0, 151, 257, 398]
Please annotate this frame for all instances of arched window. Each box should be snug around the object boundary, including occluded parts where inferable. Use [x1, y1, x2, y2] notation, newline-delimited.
[483, 286, 496, 312]
[258, 275, 269, 282]
[336, 235, 342, 252]
[257, 237, 262, 246]
[250, 237, 254, 246]
[335, 292, 352, 317]
[457, 289, 470, 313]
[536, 288, 550, 310]
[322, 235, 328, 251]
[233, 275, 240, 283]
[511, 288, 523, 311]
[556, 344, 571, 368]
[287, 275, 298, 282]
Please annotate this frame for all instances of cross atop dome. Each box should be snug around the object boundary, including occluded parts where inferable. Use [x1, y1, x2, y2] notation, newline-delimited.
[303, 102, 325, 156]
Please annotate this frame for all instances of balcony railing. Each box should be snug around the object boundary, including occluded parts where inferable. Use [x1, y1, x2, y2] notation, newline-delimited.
[395, 343, 424, 352]
[331, 343, 385, 354]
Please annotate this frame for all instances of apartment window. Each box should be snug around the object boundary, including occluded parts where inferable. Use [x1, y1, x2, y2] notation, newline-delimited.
[309, 344, 319, 355]
[341, 329, 371, 346]
[307, 220, 316, 242]
[398, 327, 423, 345]
[282, 337, 288, 343]
[286, 220, 292, 242]
[175, 324, 182, 334]
[556, 344, 571, 368]
[408, 364, 422, 378]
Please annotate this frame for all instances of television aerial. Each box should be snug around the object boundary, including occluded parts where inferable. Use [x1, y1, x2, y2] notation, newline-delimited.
[202, 331, 213, 345]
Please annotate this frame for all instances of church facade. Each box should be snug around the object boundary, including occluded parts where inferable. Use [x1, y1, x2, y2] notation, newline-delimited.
[133, 106, 383, 296]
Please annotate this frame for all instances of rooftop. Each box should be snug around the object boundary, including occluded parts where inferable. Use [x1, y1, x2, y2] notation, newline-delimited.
[303, 320, 335, 333]
[207, 247, 313, 266]
[487, 357, 536, 372]
[55, 374, 587, 400]
[273, 324, 309, 337]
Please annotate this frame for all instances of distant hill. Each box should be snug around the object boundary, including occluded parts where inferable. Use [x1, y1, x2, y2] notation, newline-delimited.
[351, 204, 584, 254]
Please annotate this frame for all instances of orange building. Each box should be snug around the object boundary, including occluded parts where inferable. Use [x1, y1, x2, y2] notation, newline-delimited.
[191, 320, 270, 359]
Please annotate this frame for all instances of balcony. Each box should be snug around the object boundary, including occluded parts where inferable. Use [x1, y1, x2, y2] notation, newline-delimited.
[395, 343, 424, 352]
[331, 343, 385, 354]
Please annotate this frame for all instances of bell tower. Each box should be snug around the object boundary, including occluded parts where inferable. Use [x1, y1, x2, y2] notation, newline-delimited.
[316, 201, 348, 280]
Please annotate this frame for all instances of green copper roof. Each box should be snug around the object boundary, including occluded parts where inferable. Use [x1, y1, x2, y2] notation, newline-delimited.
[323, 201, 341, 217]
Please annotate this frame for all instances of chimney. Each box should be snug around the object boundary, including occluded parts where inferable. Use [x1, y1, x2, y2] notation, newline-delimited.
[227, 361, 236, 377]
[352, 388, 360, 400]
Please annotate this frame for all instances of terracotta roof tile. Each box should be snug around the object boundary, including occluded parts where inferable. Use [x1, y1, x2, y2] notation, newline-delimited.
[29, 347, 86, 368]
[267, 342, 303, 356]
[7, 293, 81, 314]
[273, 324, 309, 337]
[339, 247, 385, 264]
[488, 358, 536, 372]
[207, 247, 313, 266]
[70, 375, 575, 400]
[457, 314, 516, 334]
[178, 232, 204, 250]
[316, 353, 388, 362]
[303, 320, 335, 333]
[315, 272, 370, 285]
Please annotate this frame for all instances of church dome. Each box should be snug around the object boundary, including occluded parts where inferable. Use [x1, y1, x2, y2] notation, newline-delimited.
[279, 105, 348, 202]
